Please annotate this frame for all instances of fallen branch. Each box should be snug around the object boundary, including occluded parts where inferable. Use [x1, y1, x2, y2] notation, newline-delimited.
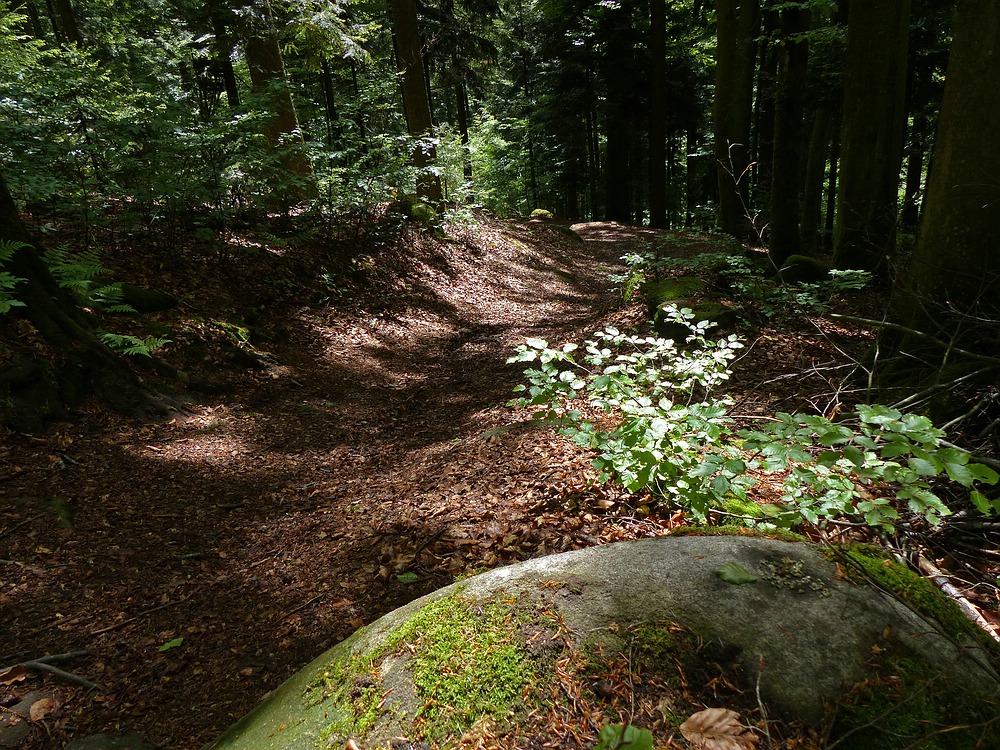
[19, 660, 97, 689]
[90, 598, 186, 636]
[915, 554, 1000, 644]
[829, 313, 1000, 367]
[0, 651, 96, 689]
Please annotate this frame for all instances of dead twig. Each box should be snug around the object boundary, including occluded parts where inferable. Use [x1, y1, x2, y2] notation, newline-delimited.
[0, 651, 95, 689]
[915, 554, 1000, 644]
[90, 598, 186, 636]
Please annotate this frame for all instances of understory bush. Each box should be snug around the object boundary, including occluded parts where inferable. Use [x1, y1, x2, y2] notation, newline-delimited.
[614, 249, 871, 318]
[508, 306, 999, 529]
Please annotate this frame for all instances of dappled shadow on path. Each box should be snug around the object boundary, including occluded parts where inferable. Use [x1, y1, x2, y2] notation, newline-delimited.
[0, 217, 657, 748]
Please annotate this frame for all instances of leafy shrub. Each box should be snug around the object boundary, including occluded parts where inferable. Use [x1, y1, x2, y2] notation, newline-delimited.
[614, 250, 871, 318]
[508, 307, 998, 529]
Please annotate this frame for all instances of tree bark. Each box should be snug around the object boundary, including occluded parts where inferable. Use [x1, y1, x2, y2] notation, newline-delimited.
[768, 4, 810, 266]
[751, 8, 779, 229]
[713, 0, 760, 239]
[53, 0, 82, 45]
[648, 0, 668, 228]
[832, 0, 911, 272]
[242, 0, 316, 200]
[899, 0, 1000, 329]
[900, 114, 927, 232]
[0, 173, 177, 432]
[800, 105, 831, 252]
[10, 0, 46, 39]
[390, 0, 442, 203]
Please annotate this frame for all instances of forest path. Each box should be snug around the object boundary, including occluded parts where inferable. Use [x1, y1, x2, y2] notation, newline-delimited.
[0, 218, 663, 749]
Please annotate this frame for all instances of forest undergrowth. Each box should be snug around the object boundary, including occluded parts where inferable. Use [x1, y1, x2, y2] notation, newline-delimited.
[1, 211, 998, 749]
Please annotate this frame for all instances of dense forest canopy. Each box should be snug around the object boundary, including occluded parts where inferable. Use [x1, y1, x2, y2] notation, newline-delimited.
[0, 0, 997, 424]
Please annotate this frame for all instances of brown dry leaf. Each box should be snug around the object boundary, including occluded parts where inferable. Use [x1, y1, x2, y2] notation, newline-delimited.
[29, 697, 59, 722]
[679, 707, 759, 750]
[0, 664, 28, 685]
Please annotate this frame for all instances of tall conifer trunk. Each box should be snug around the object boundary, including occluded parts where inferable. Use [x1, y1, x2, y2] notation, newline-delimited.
[832, 0, 911, 272]
[768, 5, 809, 266]
[898, 0, 1000, 330]
[242, 0, 316, 199]
[648, 0, 668, 228]
[713, 0, 759, 239]
[390, 0, 442, 203]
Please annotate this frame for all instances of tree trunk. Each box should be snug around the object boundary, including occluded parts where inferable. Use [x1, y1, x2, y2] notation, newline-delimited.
[210, 11, 241, 109]
[900, 114, 927, 232]
[824, 124, 840, 251]
[320, 57, 340, 148]
[800, 105, 831, 252]
[53, 0, 82, 45]
[10, 0, 46, 39]
[751, 8, 779, 230]
[898, 0, 1000, 331]
[768, 5, 810, 266]
[713, 0, 760, 239]
[242, 0, 316, 200]
[454, 75, 473, 184]
[832, 0, 911, 272]
[648, 0, 668, 228]
[0, 173, 177, 432]
[390, 0, 442, 203]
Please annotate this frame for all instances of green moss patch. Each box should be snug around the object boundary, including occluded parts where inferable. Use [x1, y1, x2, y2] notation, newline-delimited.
[835, 546, 1000, 660]
[831, 652, 1000, 750]
[309, 593, 547, 747]
[384, 594, 541, 740]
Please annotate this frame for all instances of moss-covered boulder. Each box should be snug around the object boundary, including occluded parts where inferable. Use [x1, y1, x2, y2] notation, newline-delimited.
[207, 537, 999, 750]
[642, 274, 706, 307]
[529, 208, 555, 220]
[777, 254, 830, 283]
[119, 283, 179, 313]
[652, 300, 738, 340]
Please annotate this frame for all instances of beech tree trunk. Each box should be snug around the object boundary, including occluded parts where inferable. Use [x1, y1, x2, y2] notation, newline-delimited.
[832, 0, 911, 272]
[713, 0, 759, 240]
[390, 0, 442, 203]
[0, 173, 176, 432]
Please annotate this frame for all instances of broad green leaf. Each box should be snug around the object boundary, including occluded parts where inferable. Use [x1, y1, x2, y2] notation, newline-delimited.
[969, 463, 1000, 485]
[715, 562, 757, 585]
[818, 429, 852, 446]
[944, 462, 974, 486]
[842, 446, 865, 466]
[711, 475, 731, 496]
[595, 725, 653, 750]
[723, 458, 747, 474]
[525, 337, 547, 350]
[970, 490, 994, 515]
[908, 457, 938, 476]
[158, 637, 184, 652]
[396, 572, 420, 584]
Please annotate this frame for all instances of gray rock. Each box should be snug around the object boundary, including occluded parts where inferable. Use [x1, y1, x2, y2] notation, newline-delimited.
[208, 536, 1000, 750]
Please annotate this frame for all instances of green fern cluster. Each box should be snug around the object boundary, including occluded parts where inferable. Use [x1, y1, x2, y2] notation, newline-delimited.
[0, 240, 28, 314]
[42, 246, 136, 313]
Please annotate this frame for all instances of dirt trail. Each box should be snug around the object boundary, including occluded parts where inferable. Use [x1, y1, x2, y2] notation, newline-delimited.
[0, 218, 650, 748]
